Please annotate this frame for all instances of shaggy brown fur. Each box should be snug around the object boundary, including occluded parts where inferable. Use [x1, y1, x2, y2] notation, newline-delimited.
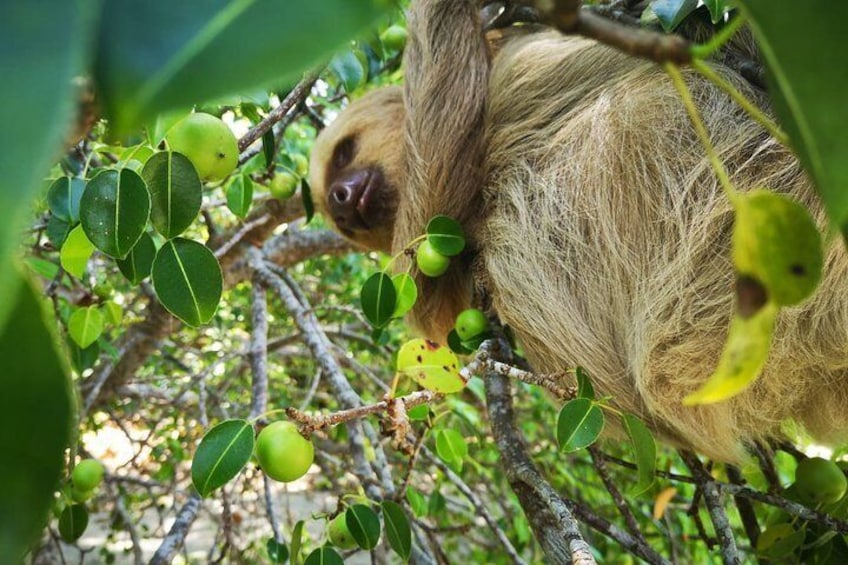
[309, 0, 848, 462]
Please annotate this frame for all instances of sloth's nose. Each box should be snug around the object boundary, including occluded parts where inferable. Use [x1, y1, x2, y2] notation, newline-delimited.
[327, 169, 371, 230]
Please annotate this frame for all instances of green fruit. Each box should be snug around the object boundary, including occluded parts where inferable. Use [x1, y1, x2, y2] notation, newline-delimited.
[269, 170, 299, 201]
[416, 241, 450, 277]
[380, 25, 408, 51]
[70, 484, 95, 503]
[328, 511, 357, 549]
[292, 154, 309, 178]
[455, 308, 487, 341]
[794, 457, 847, 505]
[166, 113, 239, 181]
[255, 421, 314, 483]
[71, 459, 104, 492]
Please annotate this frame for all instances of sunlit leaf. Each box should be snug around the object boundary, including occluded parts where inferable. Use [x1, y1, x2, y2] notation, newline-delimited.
[68, 306, 105, 349]
[60, 225, 95, 279]
[406, 488, 427, 518]
[622, 414, 656, 496]
[652, 487, 678, 520]
[426, 215, 465, 257]
[391, 273, 417, 318]
[152, 238, 223, 326]
[435, 428, 467, 473]
[397, 338, 465, 394]
[191, 419, 255, 497]
[556, 398, 604, 452]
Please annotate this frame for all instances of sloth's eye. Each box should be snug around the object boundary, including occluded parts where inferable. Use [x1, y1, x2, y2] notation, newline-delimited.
[332, 136, 356, 170]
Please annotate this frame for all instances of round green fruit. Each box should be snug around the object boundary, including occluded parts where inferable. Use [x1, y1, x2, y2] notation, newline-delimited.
[255, 421, 314, 483]
[455, 308, 487, 341]
[71, 459, 104, 492]
[328, 511, 357, 549]
[269, 170, 299, 201]
[71, 484, 95, 503]
[166, 113, 239, 181]
[416, 241, 450, 277]
[381, 25, 408, 51]
[794, 457, 847, 505]
[292, 153, 310, 178]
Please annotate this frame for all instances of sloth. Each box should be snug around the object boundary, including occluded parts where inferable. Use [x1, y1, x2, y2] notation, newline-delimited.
[309, 0, 848, 462]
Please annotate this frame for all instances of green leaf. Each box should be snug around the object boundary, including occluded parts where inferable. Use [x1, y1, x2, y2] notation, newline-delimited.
[650, 0, 698, 31]
[226, 173, 254, 219]
[741, 2, 848, 239]
[427, 490, 446, 516]
[301, 179, 315, 224]
[346, 504, 381, 550]
[0, 275, 73, 559]
[406, 487, 427, 518]
[435, 429, 467, 473]
[262, 130, 276, 168]
[684, 303, 778, 405]
[290, 520, 305, 565]
[391, 273, 417, 318]
[447, 329, 474, 355]
[397, 338, 466, 394]
[360, 272, 396, 328]
[58, 504, 89, 543]
[407, 404, 430, 421]
[576, 366, 594, 400]
[95, 0, 388, 134]
[117, 232, 157, 285]
[556, 398, 604, 452]
[103, 302, 124, 326]
[142, 151, 202, 238]
[60, 224, 96, 279]
[47, 215, 72, 249]
[47, 177, 86, 223]
[381, 500, 412, 562]
[703, 0, 732, 23]
[330, 50, 365, 93]
[152, 238, 223, 326]
[266, 538, 289, 563]
[191, 419, 255, 497]
[426, 215, 465, 257]
[80, 169, 151, 259]
[0, 0, 95, 328]
[303, 546, 344, 565]
[68, 306, 105, 349]
[69, 340, 100, 374]
[732, 190, 822, 307]
[756, 523, 804, 559]
[25, 257, 60, 280]
[622, 414, 656, 496]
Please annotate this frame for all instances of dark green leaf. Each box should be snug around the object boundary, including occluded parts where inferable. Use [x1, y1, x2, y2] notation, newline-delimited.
[301, 179, 315, 224]
[427, 490, 446, 516]
[152, 238, 223, 326]
[226, 173, 254, 219]
[0, 0, 94, 327]
[117, 232, 157, 285]
[622, 414, 656, 495]
[47, 215, 72, 249]
[381, 500, 412, 562]
[68, 306, 105, 349]
[435, 429, 467, 473]
[47, 177, 86, 223]
[290, 520, 305, 565]
[330, 50, 365, 93]
[262, 130, 276, 168]
[346, 504, 381, 550]
[266, 538, 289, 563]
[95, 0, 388, 134]
[447, 329, 474, 355]
[69, 340, 100, 374]
[556, 398, 604, 452]
[191, 419, 255, 497]
[756, 523, 804, 559]
[142, 151, 202, 238]
[650, 0, 698, 31]
[303, 546, 344, 565]
[0, 275, 73, 559]
[60, 225, 95, 279]
[361, 272, 396, 328]
[576, 366, 595, 400]
[426, 215, 465, 257]
[742, 2, 848, 239]
[80, 169, 151, 259]
[58, 504, 89, 543]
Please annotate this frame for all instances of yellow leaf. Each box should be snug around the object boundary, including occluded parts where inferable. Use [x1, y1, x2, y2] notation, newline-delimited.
[652, 487, 678, 520]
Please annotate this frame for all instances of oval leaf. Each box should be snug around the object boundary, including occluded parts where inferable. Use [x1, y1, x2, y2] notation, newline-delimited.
[303, 546, 344, 565]
[226, 173, 254, 219]
[435, 429, 467, 473]
[360, 272, 396, 328]
[576, 366, 595, 400]
[46, 215, 72, 249]
[69, 340, 100, 375]
[152, 238, 223, 326]
[684, 303, 778, 405]
[47, 177, 86, 223]
[142, 151, 202, 238]
[80, 169, 151, 259]
[266, 538, 289, 564]
[191, 419, 254, 497]
[60, 224, 95, 279]
[68, 306, 104, 349]
[556, 398, 604, 452]
[58, 504, 89, 543]
[330, 50, 365, 93]
[117, 231, 156, 285]
[622, 414, 656, 496]
[381, 500, 411, 562]
[290, 520, 305, 564]
[397, 338, 465, 394]
[651, 0, 699, 32]
[406, 488, 427, 518]
[345, 504, 381, 550]
[426, 215, 465, 257]
[391, 273, 417, 318]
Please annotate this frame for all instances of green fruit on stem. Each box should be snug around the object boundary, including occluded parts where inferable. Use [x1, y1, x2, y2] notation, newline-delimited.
[70, 484, 95, 503]
[166, 113, 239, 181]
[292, 153, 310, 178]
[328, 511, 357, 549]
[381, 25, 408, 51]
[455, 308, 487, 341]
[416, 241, 450, 277]
[269, 170, 299, 201]
[255, 421, 314, 482]
[794, 457, 847, 505]
[71, 459, 104, 492]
